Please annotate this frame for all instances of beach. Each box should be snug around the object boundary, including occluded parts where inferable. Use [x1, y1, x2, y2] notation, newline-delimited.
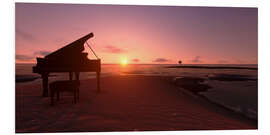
[16, 75, 257, 133]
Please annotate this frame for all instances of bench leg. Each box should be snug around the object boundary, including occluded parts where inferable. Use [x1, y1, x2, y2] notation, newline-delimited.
[50, 90, 54, 106]
[69, 72, 73, 80]
[77, 88, 80, 101]
[57, 91, 60, 101]
[74, 89, 77, 104]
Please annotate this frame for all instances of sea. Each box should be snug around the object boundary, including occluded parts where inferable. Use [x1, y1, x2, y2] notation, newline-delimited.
[16, 63, 258, 120]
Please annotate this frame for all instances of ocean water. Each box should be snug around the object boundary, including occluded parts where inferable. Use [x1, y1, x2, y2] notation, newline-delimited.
[16, 63, 258, 120]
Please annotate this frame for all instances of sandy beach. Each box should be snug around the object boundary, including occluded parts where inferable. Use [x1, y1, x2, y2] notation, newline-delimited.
[15, 75, 257, 133]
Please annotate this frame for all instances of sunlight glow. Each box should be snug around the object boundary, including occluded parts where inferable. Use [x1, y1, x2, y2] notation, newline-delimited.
[120, 57, 128, 66]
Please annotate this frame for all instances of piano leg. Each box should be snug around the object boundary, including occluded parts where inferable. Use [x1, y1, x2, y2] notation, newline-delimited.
[75, 72, 80, 100]
[75, 72, 80, 80]
[41, 72, 49, 97]
[97, 71, 100, 92]
[69, 72, 73, 80]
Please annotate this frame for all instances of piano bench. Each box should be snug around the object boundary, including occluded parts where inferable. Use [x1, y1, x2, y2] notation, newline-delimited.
[49, 80, 80, 106]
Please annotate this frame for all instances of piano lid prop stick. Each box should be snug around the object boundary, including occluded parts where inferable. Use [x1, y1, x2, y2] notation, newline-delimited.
[86, 41, 99, 59]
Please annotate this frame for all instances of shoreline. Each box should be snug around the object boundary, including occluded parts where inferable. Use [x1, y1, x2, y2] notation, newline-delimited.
[167, 65, 258, 70]
[172, 76, 257, 121]
[175, 85, 257, 122]
[16, 75, 257, 132]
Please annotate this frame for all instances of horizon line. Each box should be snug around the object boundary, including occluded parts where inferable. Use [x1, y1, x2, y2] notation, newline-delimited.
[15, 62, 258, 65]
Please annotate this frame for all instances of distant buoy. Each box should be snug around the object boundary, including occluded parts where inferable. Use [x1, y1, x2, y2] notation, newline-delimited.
[178, 60, 182, 64]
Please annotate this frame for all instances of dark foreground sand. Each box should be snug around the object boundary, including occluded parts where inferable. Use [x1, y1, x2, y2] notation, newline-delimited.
[16, 75, 257, 133]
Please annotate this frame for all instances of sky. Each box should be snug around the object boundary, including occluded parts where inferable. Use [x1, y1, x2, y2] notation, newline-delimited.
[15, 3, 258, 64]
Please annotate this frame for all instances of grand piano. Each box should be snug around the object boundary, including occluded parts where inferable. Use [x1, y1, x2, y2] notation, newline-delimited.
[33, 33, 101, 97]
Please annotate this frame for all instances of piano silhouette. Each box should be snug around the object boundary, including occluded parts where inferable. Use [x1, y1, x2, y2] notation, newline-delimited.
[33, 33, 101, 97]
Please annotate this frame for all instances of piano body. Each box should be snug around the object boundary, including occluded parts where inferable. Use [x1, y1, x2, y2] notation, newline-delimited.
[33, 33, 101, 97]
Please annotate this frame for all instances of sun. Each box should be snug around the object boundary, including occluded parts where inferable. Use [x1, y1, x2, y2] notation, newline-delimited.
[120, 57, 128, 66]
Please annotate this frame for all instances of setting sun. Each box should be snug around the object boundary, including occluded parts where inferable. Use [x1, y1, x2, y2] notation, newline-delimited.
[120, 57, 128, 66]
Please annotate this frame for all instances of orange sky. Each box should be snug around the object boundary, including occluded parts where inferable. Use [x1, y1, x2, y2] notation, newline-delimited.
[16, 3, 258, 64]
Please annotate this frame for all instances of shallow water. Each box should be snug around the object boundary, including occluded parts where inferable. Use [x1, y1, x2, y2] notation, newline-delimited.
[200, 79, 257, 120]
[15, 63, 258, 120]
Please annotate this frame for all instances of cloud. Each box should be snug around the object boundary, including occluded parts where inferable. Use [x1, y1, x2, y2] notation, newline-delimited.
[132, 58, 140, 63]
[16, 54, 33, 61]
[34, 51, 51, 56]
[16, 28, 37, 42]
[153, 58, 170, 63]
[192, 56, 202, 63]
[104, 45, 126, 53]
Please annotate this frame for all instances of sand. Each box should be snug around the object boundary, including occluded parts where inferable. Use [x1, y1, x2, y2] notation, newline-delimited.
[15, 75, 257, 133]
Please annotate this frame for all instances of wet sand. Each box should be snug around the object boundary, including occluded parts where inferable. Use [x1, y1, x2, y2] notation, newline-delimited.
[16, 75, 257, 133]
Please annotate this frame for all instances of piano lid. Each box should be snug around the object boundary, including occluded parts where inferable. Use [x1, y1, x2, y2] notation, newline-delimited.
[45, 33, 94, 59]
